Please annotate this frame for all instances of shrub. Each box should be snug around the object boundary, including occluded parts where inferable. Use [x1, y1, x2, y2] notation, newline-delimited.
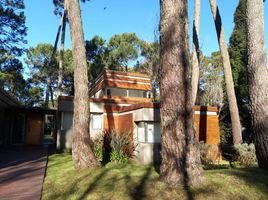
[198, 141, 213, 165]
[220, 121, 232, 144]
[234, 143, 256, 167]
[93, 145, 103, 162]
[109, 129, 135, 158]
[92, 132, 104, 162]
[110, 129, 130, 151]
[92, 132, 104, 148]
[110, 150, 129, 163]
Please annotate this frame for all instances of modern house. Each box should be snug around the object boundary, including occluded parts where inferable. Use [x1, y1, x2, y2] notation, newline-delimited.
[58, 70, 221, 164]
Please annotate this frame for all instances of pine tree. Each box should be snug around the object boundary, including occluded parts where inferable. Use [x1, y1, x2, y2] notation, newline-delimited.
[159, 0, 202, 186]
[247, 0, 268, 168]
[67, 0, 100, 168]
[209, 0, 242, 144]
[229, 0, 251, 138]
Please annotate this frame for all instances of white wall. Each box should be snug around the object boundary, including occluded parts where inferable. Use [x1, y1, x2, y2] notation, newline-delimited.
[57, 111, 104, 149]
[134, 108, 160, 122]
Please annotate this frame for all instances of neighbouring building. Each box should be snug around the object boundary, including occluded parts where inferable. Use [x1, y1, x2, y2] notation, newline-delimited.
[58, 70, 222, 164]
[0, 88, 56, 146]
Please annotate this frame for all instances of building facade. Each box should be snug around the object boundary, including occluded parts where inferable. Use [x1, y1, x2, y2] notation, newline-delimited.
[58, 70, 221, 164]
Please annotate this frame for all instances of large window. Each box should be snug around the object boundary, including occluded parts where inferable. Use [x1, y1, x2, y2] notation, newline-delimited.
[137, 122, 160, 143]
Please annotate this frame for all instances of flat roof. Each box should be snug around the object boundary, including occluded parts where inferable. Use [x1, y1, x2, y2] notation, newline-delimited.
[0, 89, 21, 108]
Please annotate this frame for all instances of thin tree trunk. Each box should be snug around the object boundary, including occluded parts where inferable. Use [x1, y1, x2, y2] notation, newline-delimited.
[191, 0, 201, 105]
[57, 6, 67, 98]
[45, 77, 54, 108]
[67, 0, 99, 168]
[45, 13, 63, 108]
[209, 0, 242, 144]
[159, 0, 202, 186]
[247, 0, 268, 168]
[45, 77, 50, 108]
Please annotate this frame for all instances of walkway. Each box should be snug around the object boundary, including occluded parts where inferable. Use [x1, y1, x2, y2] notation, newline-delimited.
[0, 146, 48, 200]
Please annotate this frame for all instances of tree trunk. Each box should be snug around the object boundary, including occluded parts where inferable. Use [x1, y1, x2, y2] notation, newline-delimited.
[159, 0, 203, 186]
[247, 0, 268, 168]
[45, 14, 63, 108]
[209, 0, 242, 144]
[57, 5, 67, 99]
[191, 0, 201, 105]
[44, 84, 49, 108]
[67, 0, 99, 168]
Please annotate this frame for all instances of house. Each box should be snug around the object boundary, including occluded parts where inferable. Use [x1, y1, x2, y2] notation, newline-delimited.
[0, 88, 56, 146]
[58, 70, 222, 164]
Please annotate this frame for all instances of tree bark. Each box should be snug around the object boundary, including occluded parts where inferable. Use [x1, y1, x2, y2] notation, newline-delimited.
[191, 0, 201, 105]
[67, 0, 99, 168]
[159, 0, 203, 186]
[247, 0, 268, 168]
[57, 4, 67, 99]
[209, 0, 242, 144]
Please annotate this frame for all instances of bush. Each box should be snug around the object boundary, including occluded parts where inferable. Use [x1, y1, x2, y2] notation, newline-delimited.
[110, 130, 130, 151]
[93, 145, 103, 162]
[90, 129, 135, 163]
[198, 141, 213, 165]
[110, 150, 129, 163]
[234, 143, 256, 167]
[220, 121, 232, 144]
[92, 132, 104, 162]
[109, 129, 135, 158]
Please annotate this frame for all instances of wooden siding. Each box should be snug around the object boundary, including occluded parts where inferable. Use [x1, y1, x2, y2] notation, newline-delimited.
[194, 113, 221, 161]
[104, 80, 151, 91]
[105, 70, 151, 79]
[103, 113, 134, 134]
[59, 96, 151, 105]
[88, 70, 152, 98]
[104, 73, 151, 83]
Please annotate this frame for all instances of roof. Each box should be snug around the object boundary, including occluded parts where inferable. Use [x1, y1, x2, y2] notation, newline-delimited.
[0, 88, 21, 108]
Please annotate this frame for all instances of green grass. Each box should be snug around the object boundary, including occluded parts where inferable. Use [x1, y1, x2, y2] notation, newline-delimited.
[42, 154, 268, 200]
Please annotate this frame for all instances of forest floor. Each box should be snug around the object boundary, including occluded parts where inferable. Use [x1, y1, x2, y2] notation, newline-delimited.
[42, 153, 268, 200]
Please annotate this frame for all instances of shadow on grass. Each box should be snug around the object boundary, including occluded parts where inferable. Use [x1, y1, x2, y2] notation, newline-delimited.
[221, 168, 268, 195]
[128, 166, 153, 200]
[77, 169, 110, 200]
[45, 167, 110, 200]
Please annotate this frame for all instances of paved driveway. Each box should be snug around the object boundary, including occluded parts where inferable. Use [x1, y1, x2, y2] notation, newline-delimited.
[0, 146, 48, 200]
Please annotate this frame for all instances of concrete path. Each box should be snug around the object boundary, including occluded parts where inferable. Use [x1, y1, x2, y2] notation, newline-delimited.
[0, 146, 48, 200]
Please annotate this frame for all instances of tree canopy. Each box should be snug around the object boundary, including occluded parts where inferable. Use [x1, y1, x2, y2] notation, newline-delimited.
[0, 0, 27, 99]
[0, 0, 27, 58]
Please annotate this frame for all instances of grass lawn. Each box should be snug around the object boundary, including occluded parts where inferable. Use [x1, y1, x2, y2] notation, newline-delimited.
[42, 154, 268, 200]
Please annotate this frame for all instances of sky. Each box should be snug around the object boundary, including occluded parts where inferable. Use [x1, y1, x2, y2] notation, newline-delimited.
[23, 0, 268, 63]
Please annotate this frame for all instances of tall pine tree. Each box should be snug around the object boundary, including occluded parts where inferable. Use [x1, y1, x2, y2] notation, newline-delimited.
[229, 0, 251, 138]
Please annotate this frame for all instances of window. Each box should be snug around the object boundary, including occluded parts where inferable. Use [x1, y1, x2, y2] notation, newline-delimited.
[104, 88, 148, 98]
[143, 91, 148, 98]
[91, 114, 102, 129]
[137, 122, 146, 142]
[106, 89, 111, 96]
[137, 122, 160, 143]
